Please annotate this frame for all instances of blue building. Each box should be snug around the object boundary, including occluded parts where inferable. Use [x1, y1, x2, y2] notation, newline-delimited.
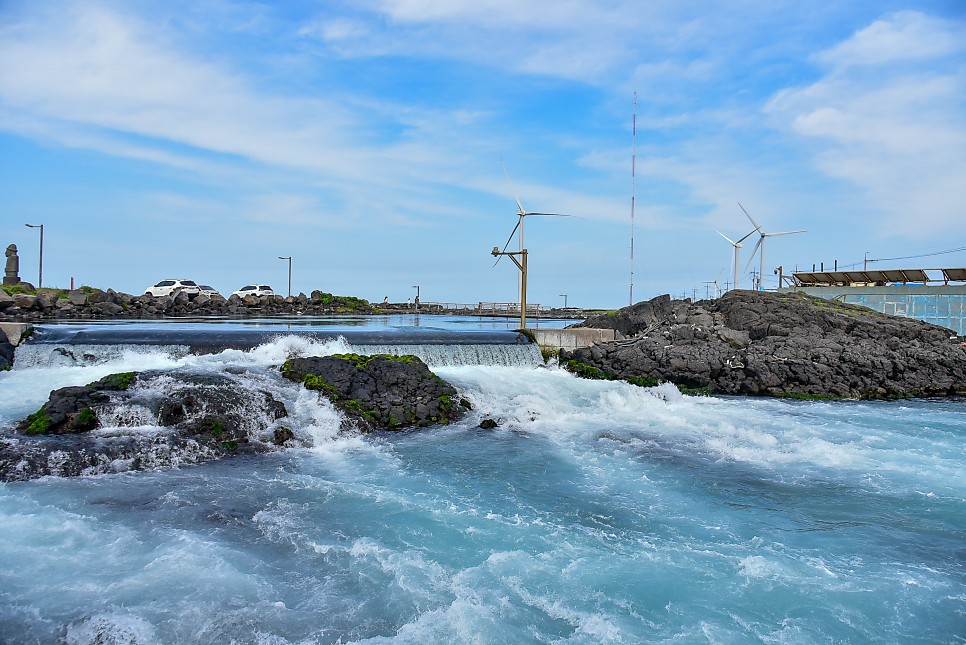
[779, 268, 966, 336]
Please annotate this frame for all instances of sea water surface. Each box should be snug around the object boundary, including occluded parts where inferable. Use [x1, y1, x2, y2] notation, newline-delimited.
[1, 317, 964, 643]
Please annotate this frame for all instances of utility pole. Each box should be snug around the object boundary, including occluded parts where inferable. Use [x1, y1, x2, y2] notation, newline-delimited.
[278, 256, 292, 297]
[25, 223, 43, 288]
[412, 284, 420, 311]
[492, 246, 528, 328]
[559, 293, 568, 309]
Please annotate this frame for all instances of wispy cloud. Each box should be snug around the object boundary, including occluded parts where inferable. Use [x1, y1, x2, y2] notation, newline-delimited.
[766, 11, 966, 236]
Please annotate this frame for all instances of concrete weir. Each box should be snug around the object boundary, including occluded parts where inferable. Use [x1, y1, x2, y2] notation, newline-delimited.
[25, 325, 532, 352]
[532, 328, 618, 350]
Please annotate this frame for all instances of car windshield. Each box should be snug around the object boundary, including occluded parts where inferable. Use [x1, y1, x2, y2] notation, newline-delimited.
[241, 286, 256, 290]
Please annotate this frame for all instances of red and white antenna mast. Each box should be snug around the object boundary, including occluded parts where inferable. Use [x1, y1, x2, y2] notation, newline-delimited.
[629, 91, 637, 306]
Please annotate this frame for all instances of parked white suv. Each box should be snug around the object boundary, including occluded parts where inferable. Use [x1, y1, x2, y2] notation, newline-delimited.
[197, 284, 223, 298]
[231, 284, 274, 298]
[144, 279, 201, 298]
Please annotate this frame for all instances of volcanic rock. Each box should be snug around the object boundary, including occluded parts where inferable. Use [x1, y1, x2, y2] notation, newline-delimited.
[565, 290, 966, 400]
[281, 353, 468, 431]
[2, 370, 289, 481]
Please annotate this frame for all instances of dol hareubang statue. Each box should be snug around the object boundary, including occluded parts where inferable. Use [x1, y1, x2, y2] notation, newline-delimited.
[4, 244, 20, 286]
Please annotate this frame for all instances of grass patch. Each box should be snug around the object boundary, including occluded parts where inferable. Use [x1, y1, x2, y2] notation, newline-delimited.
[331, 353, 419, 369]
[565, 359, 679, 391]
[343, 399, 378, 422]
[92, 372, 137, 390]
[23, 408, 51, 435]
[76, 407, 98, 429]
[677, 385, 712, 396]
[774, 391, 841, 401]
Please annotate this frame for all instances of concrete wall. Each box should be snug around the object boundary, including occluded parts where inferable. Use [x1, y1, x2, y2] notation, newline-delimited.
[533, 328, 617, 350]
[0, 322, 31, 346]
[780, 285, 966, 335]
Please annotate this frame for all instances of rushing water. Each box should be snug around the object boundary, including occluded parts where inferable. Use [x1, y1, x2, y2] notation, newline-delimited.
[1, 322, 964, 643]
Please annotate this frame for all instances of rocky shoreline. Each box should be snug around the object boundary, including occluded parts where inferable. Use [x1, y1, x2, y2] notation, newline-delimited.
[4, 287, 966, 481]
[1, 353, 468, 481]
[564, 290, 966, 400]
[0, 286, 376, 321]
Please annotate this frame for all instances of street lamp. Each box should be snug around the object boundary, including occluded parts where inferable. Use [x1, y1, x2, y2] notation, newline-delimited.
[559, 294, 568, 309]
[278, 256, 292, 297]
[412, 285, 420, 311]
[25, 223, 43, 288]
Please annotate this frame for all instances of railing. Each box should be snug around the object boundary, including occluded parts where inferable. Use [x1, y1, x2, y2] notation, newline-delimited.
[417, 302, 545, 314]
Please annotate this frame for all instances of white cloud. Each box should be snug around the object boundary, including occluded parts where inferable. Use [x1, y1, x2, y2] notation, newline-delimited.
[813, 10, 966, 67]
[0, 2, 532, 229]
[765, 11, 966, 237]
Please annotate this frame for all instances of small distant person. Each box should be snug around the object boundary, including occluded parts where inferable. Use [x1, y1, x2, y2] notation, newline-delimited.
[383, 296, 388, 304]
[414, 296, 419, 305]
[407, 297, 411, 306]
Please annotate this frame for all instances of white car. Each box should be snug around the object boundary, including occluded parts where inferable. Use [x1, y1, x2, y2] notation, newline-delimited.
[197, 284, 223, 298]
[231, 284, 274, 298]
[144, 279, 201, 298]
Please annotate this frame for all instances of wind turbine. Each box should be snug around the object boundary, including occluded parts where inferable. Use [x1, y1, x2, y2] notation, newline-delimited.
[739, 203, 806, 291]
[716, 228, 758, 291]
[492, 165, 575, 328]
[712, 268, 724, 298]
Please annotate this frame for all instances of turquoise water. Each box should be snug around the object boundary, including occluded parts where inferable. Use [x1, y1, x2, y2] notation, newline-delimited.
[1, 329, 964, 643]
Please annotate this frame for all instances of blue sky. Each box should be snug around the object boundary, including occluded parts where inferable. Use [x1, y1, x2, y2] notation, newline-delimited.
[1, 0, 964, 308]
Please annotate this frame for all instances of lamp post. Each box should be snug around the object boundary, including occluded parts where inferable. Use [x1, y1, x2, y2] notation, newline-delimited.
[412, 285, 420, 311]
[559, 293, 568, 309]
[25, 223, 43, 288]
[278, 256, 292, 297]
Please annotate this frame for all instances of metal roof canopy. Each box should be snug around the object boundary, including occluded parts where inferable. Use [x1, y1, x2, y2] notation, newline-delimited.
[792, 267, 966, 286]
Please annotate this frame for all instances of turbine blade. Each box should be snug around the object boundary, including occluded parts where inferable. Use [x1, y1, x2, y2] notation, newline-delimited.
[525, 212, 577, 218]
[736, 228, 759, 244]
[764, 230, 807, 237]
[743, 236, 763, 272]
[493, 218, 522, 267]
[502, 159, 526, 215]
[738, 202, 762, 231]
[716, 229, 737, 246]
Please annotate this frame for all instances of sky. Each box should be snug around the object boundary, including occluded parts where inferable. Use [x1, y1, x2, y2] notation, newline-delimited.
[1, 0, 964, 309]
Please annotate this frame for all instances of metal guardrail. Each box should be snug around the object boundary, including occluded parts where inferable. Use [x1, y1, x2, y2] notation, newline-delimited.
[419, 302, 545, 314]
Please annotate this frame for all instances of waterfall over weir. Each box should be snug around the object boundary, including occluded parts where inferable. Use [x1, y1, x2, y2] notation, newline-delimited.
[16, 323, 544, 368]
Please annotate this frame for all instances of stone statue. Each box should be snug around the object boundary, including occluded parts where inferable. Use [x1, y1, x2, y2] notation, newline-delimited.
[3, 244, 19, 285]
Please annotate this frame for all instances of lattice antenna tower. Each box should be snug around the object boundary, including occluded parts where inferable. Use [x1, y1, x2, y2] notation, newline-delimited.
[629, 91, 637, 306]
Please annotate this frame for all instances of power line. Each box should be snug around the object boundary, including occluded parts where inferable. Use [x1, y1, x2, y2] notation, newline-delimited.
[867, 245, 966, 264]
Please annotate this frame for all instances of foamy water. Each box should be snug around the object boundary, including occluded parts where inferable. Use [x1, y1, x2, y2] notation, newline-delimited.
[1, 336, 964, 642]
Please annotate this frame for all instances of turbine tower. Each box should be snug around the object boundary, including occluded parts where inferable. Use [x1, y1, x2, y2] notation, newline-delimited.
[739, 203, 806, 291]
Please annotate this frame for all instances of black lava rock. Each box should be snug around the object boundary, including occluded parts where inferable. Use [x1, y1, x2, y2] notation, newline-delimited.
[281, 353, 468, 431]
[565, 290, 966, 400]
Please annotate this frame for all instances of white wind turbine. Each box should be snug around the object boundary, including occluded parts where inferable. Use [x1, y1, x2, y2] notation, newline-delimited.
[712, 267, 724, 298]
[716, 227, 759, 291]
[739, 202, 806, 291]
[492, 164, 575, 328]
[495, 165, 575, 262]
[702, 268, 725, 300]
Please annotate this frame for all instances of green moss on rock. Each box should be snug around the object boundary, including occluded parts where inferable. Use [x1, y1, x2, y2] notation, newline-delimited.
[23, 408, 51, 435]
